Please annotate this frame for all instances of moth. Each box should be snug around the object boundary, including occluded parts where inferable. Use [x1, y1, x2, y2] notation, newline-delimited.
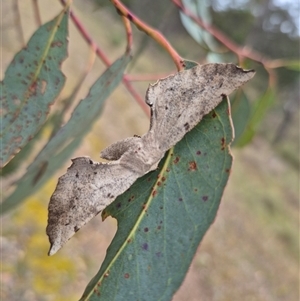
[46, 63, 255, 255]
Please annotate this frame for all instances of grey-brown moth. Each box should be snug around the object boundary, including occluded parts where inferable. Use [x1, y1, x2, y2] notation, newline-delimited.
[46, 63, 255, 255]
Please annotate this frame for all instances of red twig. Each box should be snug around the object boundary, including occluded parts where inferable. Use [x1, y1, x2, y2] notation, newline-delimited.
[59, 0, 149, 115]
[126, 73, 173, 81]
[121, 16, 133, 53]
[172, 0, 265, 63]
[110, 0, 184, 71]
[172, 0, 277, 86]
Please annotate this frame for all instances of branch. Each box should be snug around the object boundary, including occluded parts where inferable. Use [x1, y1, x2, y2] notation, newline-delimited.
[172, 0, 265, 62]
[110, 0, 184, 71]
[126, 73, 172, 81]
[172, 0, 277, 86]
[59, 0, 149, 115]
[121, 15, 133, 53]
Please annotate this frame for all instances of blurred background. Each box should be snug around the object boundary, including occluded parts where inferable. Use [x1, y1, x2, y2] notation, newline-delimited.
[1, 0, 299, 300]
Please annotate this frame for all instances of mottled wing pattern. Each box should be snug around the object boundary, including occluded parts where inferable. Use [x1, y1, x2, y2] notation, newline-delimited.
[47, 63, 255, 255]
[146, 64, 255, 152]
[46, 157, 140, 255]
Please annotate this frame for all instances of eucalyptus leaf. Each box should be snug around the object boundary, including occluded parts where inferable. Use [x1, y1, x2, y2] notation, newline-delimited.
[0, 8, 69, 167]
[81, 98, 233, 301]
[1, 54, 131, 214]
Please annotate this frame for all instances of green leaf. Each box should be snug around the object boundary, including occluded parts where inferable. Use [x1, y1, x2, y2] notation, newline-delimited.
[80, 98, 233, 301]
[179, 0, 219, 51]
[182, 59, 198, 69]
[230, 90, 251, 146]
[1, 54, 131, 214]
[236, 88, 275, 147]
[282, 59, 300, 71]
[0, 9, 69, 167]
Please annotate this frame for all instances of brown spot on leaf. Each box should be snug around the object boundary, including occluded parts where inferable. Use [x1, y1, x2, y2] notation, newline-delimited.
[212, 111, 217, 118]
[51, 41, 63, 47]
[196, 151, 201, 155]
[41, 80, 47, 95]
[144, 227, 149, 232]
[221, 137, 226, 150]
[124, 273, 130, 279]
[14, 136, 22, 144]
[152, 190, 157, 197]
[188, 161, 197, 171]
[29, 81, 38, 95]
[202, 196, 208, 201]
[142, 243, 148, 251]
[173, 156, 180, 164]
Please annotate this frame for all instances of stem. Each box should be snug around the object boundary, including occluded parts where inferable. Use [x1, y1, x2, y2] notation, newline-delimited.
[110, 0, 184, 71]
[172, 0, 265, 63]
[126, 73, 172, 81]
[59, 0, 149, 115]
[121, 16, 133, 53]
[172, 0, 277, 86]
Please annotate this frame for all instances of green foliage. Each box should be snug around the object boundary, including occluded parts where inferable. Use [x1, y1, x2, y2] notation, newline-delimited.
[2, 53, 131, 213]
[81, 98, 233, 301]
[180, 0, 219, 51]
[230, 90, 251, 145]
[2, 1, 298, 300]
[235, 88, 275, 147]
[0, 10, 68, 167]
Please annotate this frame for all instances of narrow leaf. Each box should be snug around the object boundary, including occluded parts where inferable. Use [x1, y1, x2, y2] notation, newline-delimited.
[179, 0, 219, 51]
[282, 59, 300, 71]
[1, 54, 131, 214]
[230, 90, 251, 145]
[0, 9, 69, 167]
[236, 88, 275, 147]
[81, 98, 233, 301]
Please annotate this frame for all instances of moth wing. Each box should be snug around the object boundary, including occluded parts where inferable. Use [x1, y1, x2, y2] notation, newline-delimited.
[46, 157, 140, 255]
[100, 136, 141, 160]
[146, 63, 255, 152]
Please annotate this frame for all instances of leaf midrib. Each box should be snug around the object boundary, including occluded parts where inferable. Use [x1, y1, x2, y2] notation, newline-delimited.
[83, 147, 175, 300]
[1, 5, 69, 137]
